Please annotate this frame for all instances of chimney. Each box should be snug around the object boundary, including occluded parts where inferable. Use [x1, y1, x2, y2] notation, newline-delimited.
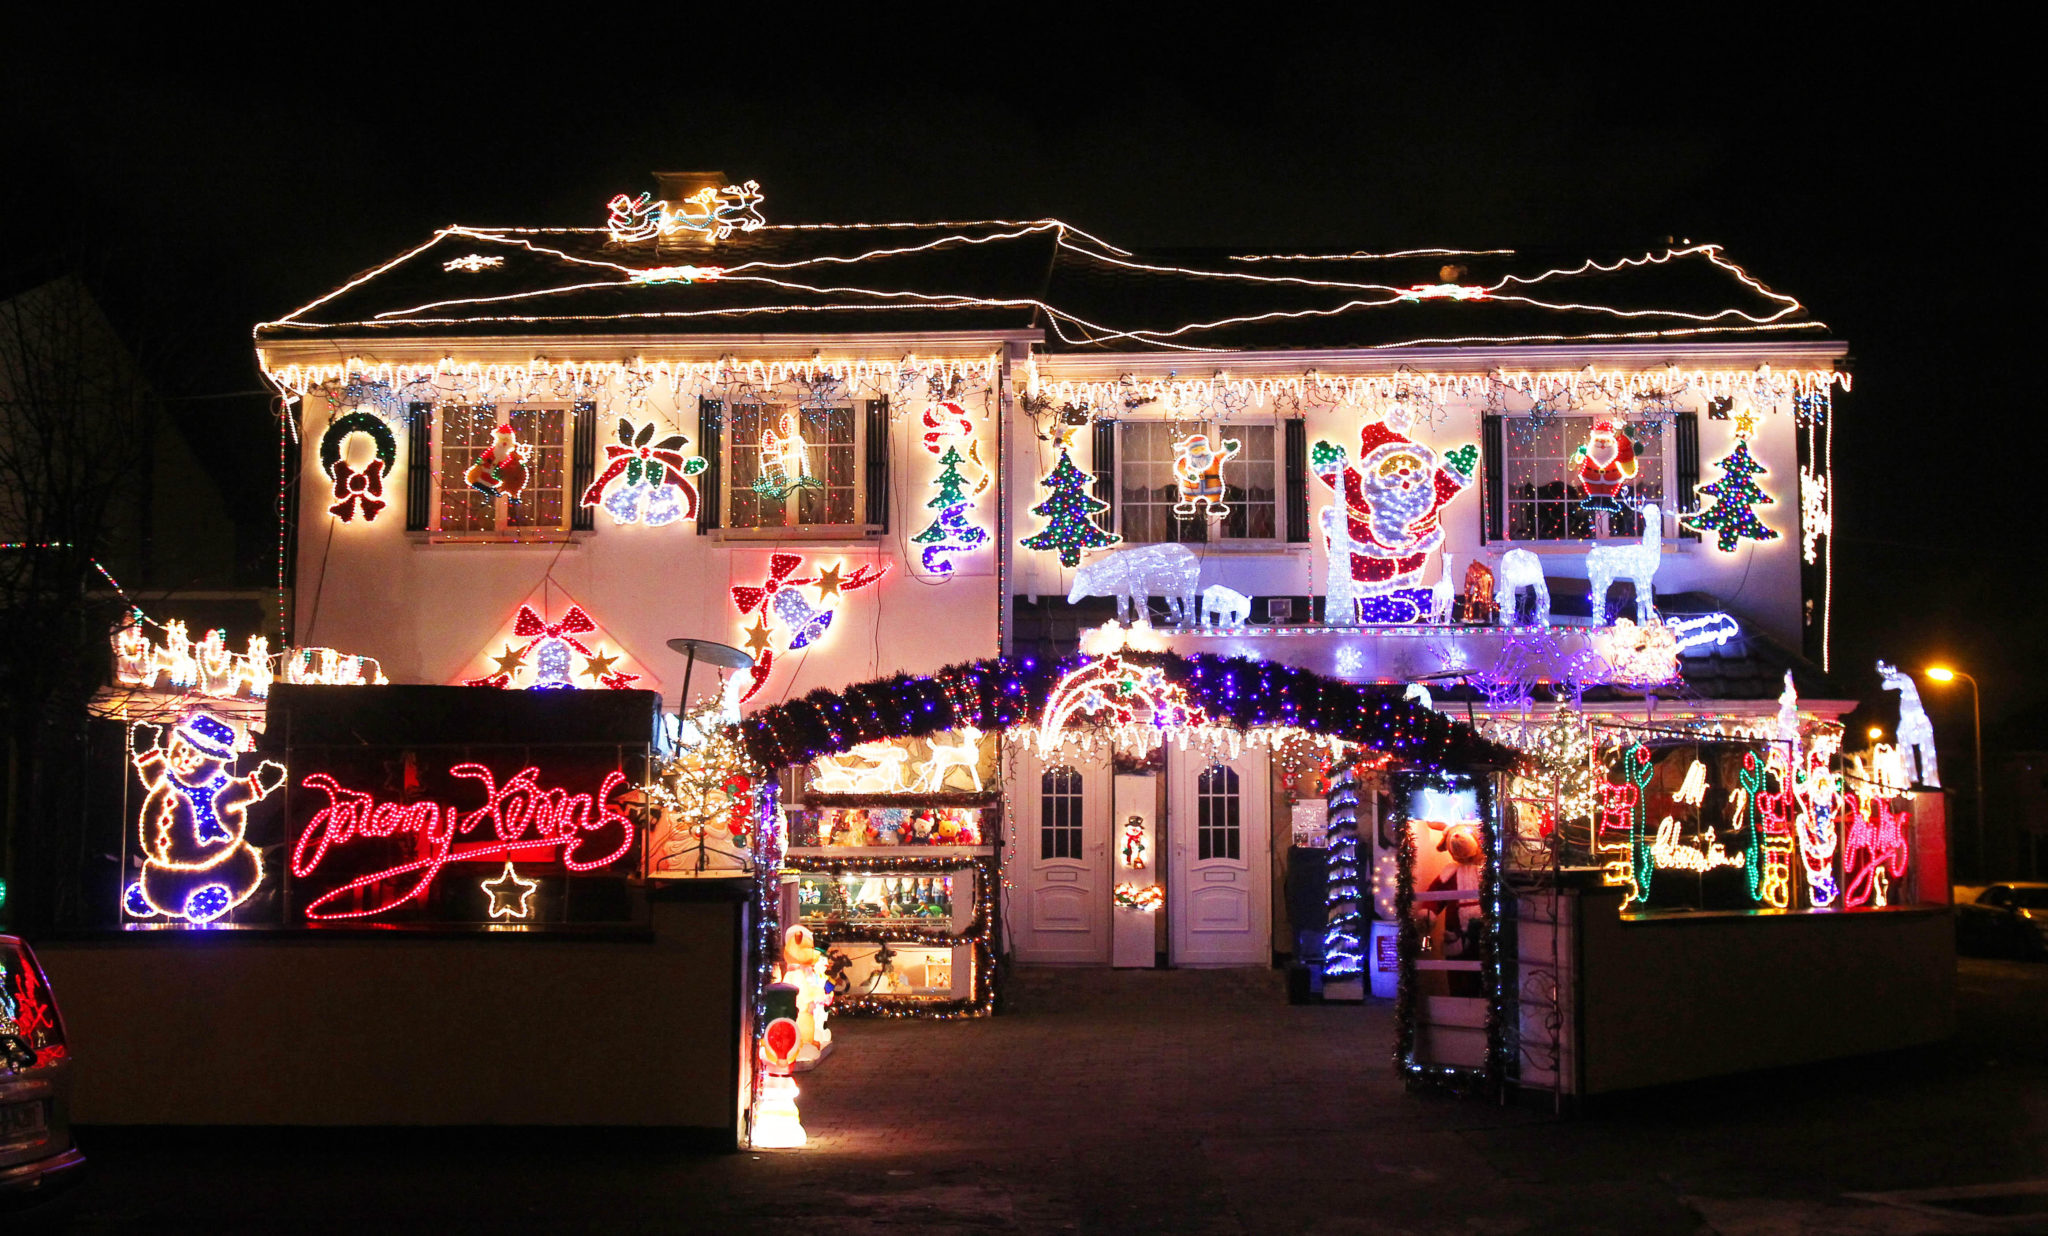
[652, 171, 729, 252]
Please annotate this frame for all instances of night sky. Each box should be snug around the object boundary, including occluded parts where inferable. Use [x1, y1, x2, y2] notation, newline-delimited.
[7, 17, 2035, 738]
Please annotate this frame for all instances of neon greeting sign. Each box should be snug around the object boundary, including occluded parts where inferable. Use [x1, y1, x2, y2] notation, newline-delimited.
[291, 764, 633, 921]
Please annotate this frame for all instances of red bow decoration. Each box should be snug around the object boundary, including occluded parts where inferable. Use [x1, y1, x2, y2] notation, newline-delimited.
[513, 604, 598, 655]
[730, 553, 814, 618]
[328, 459, 387, 523]
[578, 419, 705, 518]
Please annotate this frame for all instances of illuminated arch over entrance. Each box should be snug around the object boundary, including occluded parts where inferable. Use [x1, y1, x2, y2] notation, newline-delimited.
[738, 653, 1520, 771]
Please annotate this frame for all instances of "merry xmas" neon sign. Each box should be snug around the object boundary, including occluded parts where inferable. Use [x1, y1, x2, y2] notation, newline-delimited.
[291, 764, 633, 921]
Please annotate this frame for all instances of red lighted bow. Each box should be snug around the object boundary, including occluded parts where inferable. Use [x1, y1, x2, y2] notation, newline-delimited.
[513, 605, 598, 655]
[730, 553, 814, 617]
[328, 459, 387, 522]
[578, 419, 704, 517]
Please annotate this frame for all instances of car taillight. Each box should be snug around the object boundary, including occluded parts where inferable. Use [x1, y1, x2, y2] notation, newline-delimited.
[0, 940, 66, 1070]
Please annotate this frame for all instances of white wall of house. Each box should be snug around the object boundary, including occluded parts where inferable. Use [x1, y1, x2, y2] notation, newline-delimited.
[291, 368, 1006, 713]
[1013, 349, 1820, 649]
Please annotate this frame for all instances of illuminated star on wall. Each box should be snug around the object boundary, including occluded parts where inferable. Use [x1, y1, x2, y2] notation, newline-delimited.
[492, 645, 529, 676]
[481, 862, 539, 920]
[812, 563, 845, 599]
[742, 616, 774, 658]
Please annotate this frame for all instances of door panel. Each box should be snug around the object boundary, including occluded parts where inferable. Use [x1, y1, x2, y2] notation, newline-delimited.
[1010, 747, 1111, 964]
[1169, 747, 1271, 966]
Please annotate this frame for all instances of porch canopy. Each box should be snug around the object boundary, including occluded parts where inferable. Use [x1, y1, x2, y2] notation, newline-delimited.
[739, 651, 1523, 772]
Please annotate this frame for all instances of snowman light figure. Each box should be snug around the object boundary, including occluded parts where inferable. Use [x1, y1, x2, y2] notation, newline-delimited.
[125, 712, 286, 924]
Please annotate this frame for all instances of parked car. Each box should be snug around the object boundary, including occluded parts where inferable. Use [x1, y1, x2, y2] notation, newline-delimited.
[1, 936, 81, 1200]
[1955, 883, 2048, 959]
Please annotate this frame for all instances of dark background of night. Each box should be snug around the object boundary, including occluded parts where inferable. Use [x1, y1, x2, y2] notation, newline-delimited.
[4, 16, 2036, 744]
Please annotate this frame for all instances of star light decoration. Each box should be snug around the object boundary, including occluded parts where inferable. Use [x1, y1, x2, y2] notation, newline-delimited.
[1032, 653, 1208, 759]
[466, 605, 642, 690]
[481, 862, 539, 920]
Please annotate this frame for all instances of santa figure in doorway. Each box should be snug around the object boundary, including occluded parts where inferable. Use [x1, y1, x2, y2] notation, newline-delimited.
[1312, 412, 1476, 594]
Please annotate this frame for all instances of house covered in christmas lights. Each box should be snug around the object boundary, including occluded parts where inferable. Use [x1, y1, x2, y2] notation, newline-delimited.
[29, 175, 1954, 1143]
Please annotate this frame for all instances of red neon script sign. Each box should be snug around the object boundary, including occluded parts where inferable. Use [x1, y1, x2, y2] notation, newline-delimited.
[292, 764, 633, 921]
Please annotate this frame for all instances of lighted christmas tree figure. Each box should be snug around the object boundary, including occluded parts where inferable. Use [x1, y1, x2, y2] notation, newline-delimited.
[911, 445, 988, 574]
[1682, 438, 1779, 552]
[1020, 444, 1119, 567]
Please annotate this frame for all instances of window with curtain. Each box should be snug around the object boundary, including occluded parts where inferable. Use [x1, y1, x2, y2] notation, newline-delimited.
[1118, 422, 1279, 543]
[1501, 416, 1665, 541]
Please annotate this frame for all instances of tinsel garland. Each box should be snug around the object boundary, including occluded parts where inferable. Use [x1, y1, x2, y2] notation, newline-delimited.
[742, 653, 1522, 774]
[1390, 769, 1508, 1096]
[784, 853, 997, 1020]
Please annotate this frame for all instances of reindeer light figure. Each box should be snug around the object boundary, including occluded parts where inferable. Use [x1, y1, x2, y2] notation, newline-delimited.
[1877, 660, 1940, 788]
[1493, 550, 1550, 627]
[1427, 553, 1457, 624]
[916, 728, 985, 793]
[1584, 503, 1662, 625]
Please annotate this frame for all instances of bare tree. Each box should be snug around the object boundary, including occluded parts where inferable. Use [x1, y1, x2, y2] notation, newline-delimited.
[0, 272, 159, 930]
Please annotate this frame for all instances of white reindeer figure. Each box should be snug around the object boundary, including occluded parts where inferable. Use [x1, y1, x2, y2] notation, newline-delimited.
[1878, 660, 1940, 788]
[1067, 544, 1200, 625]
[1585, 504, 1662, 625]
[1427, 553, 1457, 624]
[917, 727, 985, 793]
[1200, 585, 1252, 627]
[1494, 549, 1551, 627]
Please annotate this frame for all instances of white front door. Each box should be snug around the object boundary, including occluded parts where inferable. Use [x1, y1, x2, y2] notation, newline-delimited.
[1168, 747, 1271, 967]
[1010, 748, 1111, 964]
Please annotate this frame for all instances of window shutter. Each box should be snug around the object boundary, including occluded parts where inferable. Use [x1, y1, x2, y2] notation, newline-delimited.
[1091, 419, 1116, 527]
[696, 398, 722, 533]
[1481, 414, 1505, 543]
[1284, 419, 1309, 543]
[569, 401, 597, 532]
[1674, 410, 1700, 541]
[864, 398, 889, 531]
[405, 401, 432, 531]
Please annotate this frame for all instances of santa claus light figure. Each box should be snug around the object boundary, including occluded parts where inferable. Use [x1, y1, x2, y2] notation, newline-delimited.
[1312, 411, 1477, 599]
[1571, 417, 1638, 513]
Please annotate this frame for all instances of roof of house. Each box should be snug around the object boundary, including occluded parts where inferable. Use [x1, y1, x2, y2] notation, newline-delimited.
[256, 217, 1832, 356]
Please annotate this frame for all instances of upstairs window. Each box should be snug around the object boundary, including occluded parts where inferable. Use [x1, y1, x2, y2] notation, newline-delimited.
[723, 402, 862, 531]
[1116, 422, 1279, 544]
[1499, 415, 1666, 541]
[432, 405, 572, 534]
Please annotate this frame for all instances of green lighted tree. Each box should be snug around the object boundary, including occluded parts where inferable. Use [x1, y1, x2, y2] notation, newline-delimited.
[1019, 445, 1119, 567]
[911, 445, 986, 572]
[1682, 439, 1779, 552]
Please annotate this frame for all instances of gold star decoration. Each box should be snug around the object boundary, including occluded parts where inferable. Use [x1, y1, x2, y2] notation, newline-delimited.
[583, 650, 620, 680]
[1732, 405, 1760, 439]
[492, 644, 530, 676]
[742, 615, 774, 658]
[812, 562, 845, 599]
[481, 862, 538, 920]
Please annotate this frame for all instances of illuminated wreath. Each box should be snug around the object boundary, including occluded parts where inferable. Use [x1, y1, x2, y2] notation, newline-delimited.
[319, 410, 398, 477]
[319, 412, 400, 523]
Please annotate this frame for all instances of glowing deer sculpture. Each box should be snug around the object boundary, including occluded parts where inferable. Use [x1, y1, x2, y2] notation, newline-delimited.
[1585, 504, 1662, 625]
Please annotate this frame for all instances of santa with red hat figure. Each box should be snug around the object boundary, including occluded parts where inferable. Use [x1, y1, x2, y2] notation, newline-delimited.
[1570, 417, 1638, 513]
[1311, 406, 1477, 599]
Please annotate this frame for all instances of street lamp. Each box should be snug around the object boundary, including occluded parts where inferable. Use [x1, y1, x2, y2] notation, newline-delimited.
[1925, 666, 1985, 880]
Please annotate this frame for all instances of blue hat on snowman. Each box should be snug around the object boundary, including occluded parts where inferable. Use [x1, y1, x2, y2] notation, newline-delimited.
[175, 713, 239, 760]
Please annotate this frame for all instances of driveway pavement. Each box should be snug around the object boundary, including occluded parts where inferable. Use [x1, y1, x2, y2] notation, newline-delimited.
[17, 960, 2048, 1233]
